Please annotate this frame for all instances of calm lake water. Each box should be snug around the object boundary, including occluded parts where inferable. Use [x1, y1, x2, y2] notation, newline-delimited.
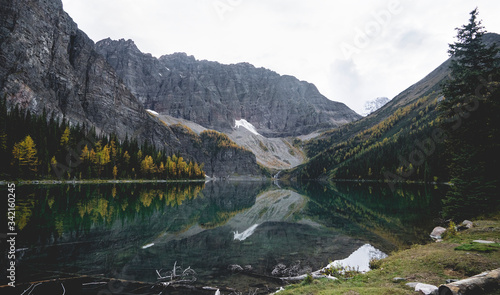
[3, 181, 446, 294]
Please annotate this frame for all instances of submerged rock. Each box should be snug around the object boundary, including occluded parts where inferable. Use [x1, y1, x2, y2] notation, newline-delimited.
[228, 264, 244, 272]
[271, 263, 287, 277]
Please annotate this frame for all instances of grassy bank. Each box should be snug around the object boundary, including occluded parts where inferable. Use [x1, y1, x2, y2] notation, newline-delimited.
[278, 217, 500, 295]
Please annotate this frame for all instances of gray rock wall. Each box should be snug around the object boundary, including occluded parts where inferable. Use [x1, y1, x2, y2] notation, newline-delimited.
[96, 39, 361, 137]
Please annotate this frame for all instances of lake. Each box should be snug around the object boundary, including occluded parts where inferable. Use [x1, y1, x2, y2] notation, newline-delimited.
[3, 180, 446, 294]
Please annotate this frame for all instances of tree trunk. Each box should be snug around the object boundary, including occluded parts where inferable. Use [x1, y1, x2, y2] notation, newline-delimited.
[438, 268, 500, 295]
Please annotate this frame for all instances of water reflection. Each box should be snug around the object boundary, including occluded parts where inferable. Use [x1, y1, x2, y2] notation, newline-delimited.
[326, 244, 387, 273]
[7, 181, 445, 293]
[296, 181, 445, 250]
[233, 224, 259, 241]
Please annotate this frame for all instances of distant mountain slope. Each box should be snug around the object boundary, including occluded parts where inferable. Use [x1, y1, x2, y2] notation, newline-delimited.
[0, 0, 261, 177]
[149, 112, 306, 170]
[285, 33, 500, 182]
[95, 38, 361, 137]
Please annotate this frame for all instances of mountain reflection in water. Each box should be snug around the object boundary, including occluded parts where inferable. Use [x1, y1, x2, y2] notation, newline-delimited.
[7, 181, 445, 293]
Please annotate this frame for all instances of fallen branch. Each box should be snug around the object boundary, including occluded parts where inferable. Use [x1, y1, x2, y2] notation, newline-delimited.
[20, 283, 41, 295]
[438, 268, 500, 295]
[81, 282, 108, 286]
[156, 261, 197, 286]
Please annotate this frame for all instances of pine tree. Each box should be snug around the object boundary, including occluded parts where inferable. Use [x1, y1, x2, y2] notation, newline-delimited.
[439, 8, 500, 220]
[12, 135, 40, 176]
[60, 127, 70, 147]
[443, 8, 499, 100]
[140, 155, 156, 176]
[112, 165, 118, 180]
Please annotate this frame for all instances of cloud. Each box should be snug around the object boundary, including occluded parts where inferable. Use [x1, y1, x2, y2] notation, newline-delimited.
[329, 59, 366, 113]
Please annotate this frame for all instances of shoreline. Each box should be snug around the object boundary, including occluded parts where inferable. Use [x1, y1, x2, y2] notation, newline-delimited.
[0, 176, 272, 186]
[0, 179, 207, 186]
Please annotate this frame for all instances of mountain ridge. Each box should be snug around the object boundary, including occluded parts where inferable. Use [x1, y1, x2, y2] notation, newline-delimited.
[95, 38, 361, 137]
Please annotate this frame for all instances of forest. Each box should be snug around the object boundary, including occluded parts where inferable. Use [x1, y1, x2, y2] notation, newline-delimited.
[0, 98, 205, 181]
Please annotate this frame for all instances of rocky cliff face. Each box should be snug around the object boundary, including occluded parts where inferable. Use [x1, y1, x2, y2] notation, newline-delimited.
[0, 0, 170, 145]
[96, 38, 361, 137]
[0, 0, 261, 177]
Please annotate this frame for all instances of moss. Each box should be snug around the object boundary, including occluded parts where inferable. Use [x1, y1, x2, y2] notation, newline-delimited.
[455, 242, 500, 253]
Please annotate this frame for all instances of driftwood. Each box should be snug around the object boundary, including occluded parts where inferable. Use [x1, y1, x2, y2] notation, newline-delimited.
[156, 261, 197, 286]
[279, 273, 337, 282]
[438, 268, 500, 295]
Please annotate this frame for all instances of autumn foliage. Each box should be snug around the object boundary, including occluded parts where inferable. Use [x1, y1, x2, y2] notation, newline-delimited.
[0, 99, 204, 180]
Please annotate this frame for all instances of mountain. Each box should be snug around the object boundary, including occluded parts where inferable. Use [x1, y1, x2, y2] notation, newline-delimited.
[363, 97, 390, 116]
[285, 33, 500, 182]
[95, 38, 361, 137]
[0, 0, 261, 178]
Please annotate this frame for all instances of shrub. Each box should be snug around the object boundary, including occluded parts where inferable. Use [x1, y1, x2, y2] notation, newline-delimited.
[321, 264, 361, 279]
[369, 258, 383, 270]
[302, 273, 314, 285]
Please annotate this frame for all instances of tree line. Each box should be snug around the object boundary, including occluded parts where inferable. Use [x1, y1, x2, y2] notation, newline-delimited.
[0, 100, 205, 180]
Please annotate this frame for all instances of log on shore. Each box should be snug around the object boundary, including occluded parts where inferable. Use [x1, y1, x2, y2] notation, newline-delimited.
[438, 268, 500, 295]
[280, 272, 337, 282]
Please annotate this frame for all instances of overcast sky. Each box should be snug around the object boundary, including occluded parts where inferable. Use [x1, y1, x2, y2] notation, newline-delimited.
[61, 0, 500, 115]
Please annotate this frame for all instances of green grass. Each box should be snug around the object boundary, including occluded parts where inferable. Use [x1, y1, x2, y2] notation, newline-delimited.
[277, 218, 500, 295]
[455, 242, 500, 253]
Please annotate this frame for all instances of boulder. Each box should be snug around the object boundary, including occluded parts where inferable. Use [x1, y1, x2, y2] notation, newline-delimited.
[415, 283, 438, 295]
[430, 226, 447, 241]
[406, 282, 420, 289]
[457, 220, 474, 231]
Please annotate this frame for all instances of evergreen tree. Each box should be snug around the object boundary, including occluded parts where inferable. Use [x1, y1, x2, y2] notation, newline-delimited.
[12, 135, 40, 176]
[140, 155, 156, 176]
[443, 8, 499, 99]
[439, 8, 500, 220]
